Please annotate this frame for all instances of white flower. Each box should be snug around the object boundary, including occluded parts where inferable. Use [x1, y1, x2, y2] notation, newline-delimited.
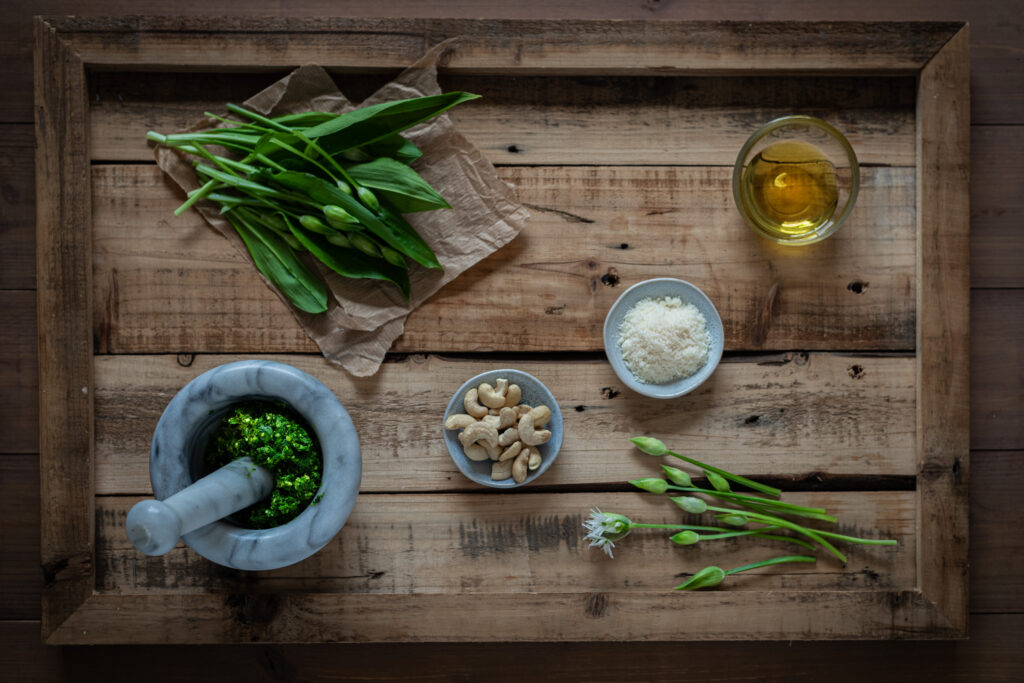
[583, 508, 632, 558]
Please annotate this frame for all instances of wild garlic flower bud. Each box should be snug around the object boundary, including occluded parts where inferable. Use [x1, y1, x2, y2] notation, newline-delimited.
[630, 436, 667, 456]
[674, 566, 726, 591]
[629, 478, 669, 495]
[661, 465, 692, 487]
[671, 496, 708, 515]
[356, 186, 381, 212]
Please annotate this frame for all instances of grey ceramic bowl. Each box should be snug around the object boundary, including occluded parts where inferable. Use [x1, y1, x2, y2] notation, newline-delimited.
[149, 360, 362, 570]
[602, 278, 724, 399]
[442, 369, 563, 488]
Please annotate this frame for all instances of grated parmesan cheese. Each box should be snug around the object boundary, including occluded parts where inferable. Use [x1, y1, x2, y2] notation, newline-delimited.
[617, 296, 711, 384]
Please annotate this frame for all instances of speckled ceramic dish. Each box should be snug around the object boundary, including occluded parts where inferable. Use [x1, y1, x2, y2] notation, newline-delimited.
[602, 278, 724, 399]
[442, 369, 563, 489]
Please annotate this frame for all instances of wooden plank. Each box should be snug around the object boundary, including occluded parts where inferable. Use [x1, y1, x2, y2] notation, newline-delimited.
[88, 71, 918, 166]
[47, 589, 959, 643]
[0, 291, 38, 454]
[915, 26, 970, 636]
[33, 18, 95, 640]
[94, 491, 915, 595]
[91, 164, 917, 353]
[49, 18, 955, 74]
[94, 353, 917, 494]
[972, 290, 1024, 451]
[0, 455, 40, 620]
[2, 3, 1022, 125]
[970, 451, 1024, 614]
[971, 126, 1024, 288]
[5, 615, 1024, 681]
[0, 124, 35, 289]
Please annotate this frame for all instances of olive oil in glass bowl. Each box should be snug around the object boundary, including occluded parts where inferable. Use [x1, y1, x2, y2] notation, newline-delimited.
[733, 116, 859, 246]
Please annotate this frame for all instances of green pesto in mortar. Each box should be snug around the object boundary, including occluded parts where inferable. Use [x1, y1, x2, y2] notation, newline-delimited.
[205, 401, 323, 529]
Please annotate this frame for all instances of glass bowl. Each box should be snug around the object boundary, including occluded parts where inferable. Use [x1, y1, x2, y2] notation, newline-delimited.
[733, 115, 859, 246]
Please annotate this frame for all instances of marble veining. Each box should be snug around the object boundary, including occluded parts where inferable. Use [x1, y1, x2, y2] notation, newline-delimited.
[147, 360, 362, 571]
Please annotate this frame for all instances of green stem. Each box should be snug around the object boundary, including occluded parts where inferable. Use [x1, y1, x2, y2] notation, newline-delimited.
[706, 505, 847, 564]
[263, 137, 340, 182]
[666, 485, 835, 522]
[724, 555, 817, 576]
[173, 179, 218, 216]
[664, 450, 781, 498]
[807, 529, 899, 546]
[226, 103, 292, 133]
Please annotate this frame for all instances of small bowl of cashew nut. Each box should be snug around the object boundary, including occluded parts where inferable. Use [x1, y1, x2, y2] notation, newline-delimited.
[442, 369, 564, 489]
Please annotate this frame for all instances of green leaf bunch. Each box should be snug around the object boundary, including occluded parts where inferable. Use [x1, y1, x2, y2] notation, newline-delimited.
[147, 91, 480, 310]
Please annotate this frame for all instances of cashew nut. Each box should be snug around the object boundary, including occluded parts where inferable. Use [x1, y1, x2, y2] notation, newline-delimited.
[452, 377, 556, 482]
[528, 450, 542, 471]
[512, 450, 529, 484]
[464, 388, 488, 419]
[464, 443, 491, 462]
[499, 440, 523, 462]
[498, 427, 519, 447]
[445, 413, 476, 430]
[498, 406, 517, 430]
[478, 382, 507, 409]
[528, 405, 551, 427]
[504, 384, 522, 408]
[491, 458, 514, 481]
[459, 421, 498, 449]
[518, 412, 551, 446]
[482, 440, 501, 460]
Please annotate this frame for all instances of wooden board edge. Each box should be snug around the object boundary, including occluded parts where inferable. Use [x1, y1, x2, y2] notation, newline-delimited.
[915, 24, 970, 638]
[34, 16, 96, 641]
[46, 590, 963, 644]
[44, 17, 959, 74]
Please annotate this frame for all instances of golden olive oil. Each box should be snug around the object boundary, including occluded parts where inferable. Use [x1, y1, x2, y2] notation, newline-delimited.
[739, 140, 839, 238]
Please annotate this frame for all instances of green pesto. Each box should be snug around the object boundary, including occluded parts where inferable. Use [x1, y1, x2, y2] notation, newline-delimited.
[205, 402, 323, 529]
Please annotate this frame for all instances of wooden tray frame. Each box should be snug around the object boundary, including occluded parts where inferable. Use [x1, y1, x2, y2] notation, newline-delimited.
[35, 17, 969, 643]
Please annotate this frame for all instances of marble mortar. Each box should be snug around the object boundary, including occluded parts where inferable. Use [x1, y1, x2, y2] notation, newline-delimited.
[148, 359, 361, 571]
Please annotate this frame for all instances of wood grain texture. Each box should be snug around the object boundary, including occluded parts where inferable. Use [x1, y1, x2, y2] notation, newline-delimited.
[0, 0, 1019, 673]
[94, 353, 917, 494]
[4, 615, 1023, 682]
[89, 71, 918, 165]
[33, 19, 95, 639]
[915, 26, 970, 636]
[970, 451, 1024, 614]
[0, 291, 38, 454]
[0, 456, 40, 620]
[971, 126, 1024, 288]
[46, 17, 956, 74]
[50, 588, 961, 644]
[94, 491, 914, 595]
[1, 2, 1021, 125]
[91, 164, 917, 353]
[971, 290, 1024, 451]
[32, 15, 976, 646]
[0, 124, 35, 289]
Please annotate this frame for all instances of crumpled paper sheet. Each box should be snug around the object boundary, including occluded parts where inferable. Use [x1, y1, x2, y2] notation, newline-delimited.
[156, 41, 529, 376]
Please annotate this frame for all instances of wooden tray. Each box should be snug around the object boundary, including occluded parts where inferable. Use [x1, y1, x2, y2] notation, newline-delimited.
[35, 17, 969, 643]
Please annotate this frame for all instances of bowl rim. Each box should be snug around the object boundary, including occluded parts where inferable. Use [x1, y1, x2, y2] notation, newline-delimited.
[732, 114, 860, 246]
[150, 359, 362, 570]
[602, 277, 724, 399]
[442, 368, 563, 489]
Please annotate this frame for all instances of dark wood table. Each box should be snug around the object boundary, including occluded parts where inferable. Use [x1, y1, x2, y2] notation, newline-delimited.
[2, 1, 1020, 679]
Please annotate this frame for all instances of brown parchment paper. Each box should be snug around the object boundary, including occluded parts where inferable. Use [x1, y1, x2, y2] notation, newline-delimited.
[156, 42, 529, 376]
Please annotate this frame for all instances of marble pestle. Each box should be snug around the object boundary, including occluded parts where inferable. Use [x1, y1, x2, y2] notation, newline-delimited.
[125, 457, 274, 556]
